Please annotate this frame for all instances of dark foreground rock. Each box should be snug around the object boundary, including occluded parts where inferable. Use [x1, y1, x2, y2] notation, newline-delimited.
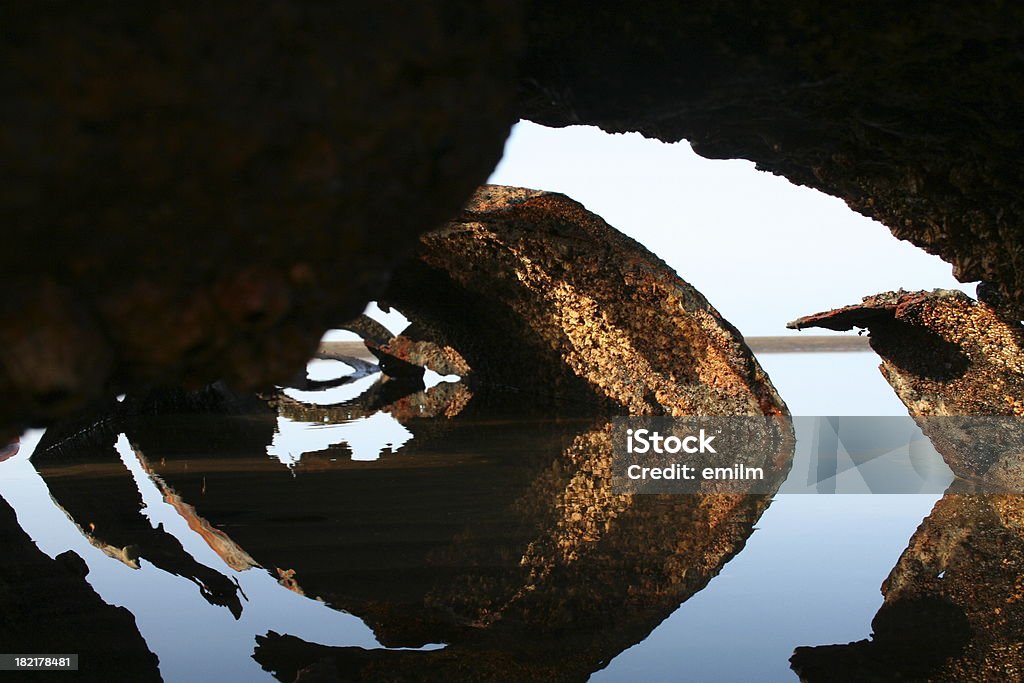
[0, 497, 161, 682]
[5, 4, 1024, 437]
[0, 3, 519, 436]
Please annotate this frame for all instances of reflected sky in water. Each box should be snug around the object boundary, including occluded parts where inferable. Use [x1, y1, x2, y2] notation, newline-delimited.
[594, 353, 939, 681]
[0, 426, 442, 683]
[0, 349, 945, 682]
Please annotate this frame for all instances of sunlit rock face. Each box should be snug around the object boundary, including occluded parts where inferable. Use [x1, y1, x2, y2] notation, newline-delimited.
[518, 3, 1024, 318]
[791, 289, 1024, 483]
[384, 185, 787, 417]
[0, 3, 519, 436]
[790, 290, 1024, 680]
[790, 289, 1024, 419]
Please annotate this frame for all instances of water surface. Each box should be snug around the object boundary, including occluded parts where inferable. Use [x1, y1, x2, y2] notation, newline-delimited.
[0, 351, 992, 681]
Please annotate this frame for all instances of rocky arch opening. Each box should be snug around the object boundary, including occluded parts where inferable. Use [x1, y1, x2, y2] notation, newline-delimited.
[489, 121, 979, 338]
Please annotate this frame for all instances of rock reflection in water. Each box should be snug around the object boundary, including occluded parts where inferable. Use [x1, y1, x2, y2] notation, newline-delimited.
[790, 290, 1024, 681]
[18, 356, 791, 682]
[36, 429, 246, 618]
[0, 496, 161, 681]
[791, 494, 1024, 682]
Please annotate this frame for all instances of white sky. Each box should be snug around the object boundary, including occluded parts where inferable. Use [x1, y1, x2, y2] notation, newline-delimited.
[488, 121, 974, 338]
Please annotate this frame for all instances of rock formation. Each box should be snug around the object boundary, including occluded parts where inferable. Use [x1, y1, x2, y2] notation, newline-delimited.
[6, 4, 1024, 436]
[23, 248, 791, 678]
[789, 289, 1024, 485]
[788, 289, 1024, 418]
[383, 185, 787, 417]
[0, 3, 519, 435]
[790, 289, 1024, 680]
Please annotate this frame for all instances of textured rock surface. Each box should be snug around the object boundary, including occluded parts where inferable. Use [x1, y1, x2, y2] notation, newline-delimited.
[790, 290, 1024, 680]
[789, 290, 1024, 418]
[790, 289, 1024, 484]
[0, 3, 519, 435]
[384, 185, 787, 416]
[519, 2, 1024, 317]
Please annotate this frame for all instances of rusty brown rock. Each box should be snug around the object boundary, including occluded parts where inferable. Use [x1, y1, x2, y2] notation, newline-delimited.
[789, 289, 1024, 418]
[373, 336, 471, 379]
[384, 185, 787, 417]
[790, 290, 1024, 679]
[789, 289, 1024, 484]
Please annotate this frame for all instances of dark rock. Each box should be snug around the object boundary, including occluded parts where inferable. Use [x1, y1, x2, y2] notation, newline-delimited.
[9, 2, 1024, 441]
[0, 497, 161, 681]
[0, 3, 521, 436]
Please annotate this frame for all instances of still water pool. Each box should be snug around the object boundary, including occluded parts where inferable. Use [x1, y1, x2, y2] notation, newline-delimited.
[0, 353, 981, 681]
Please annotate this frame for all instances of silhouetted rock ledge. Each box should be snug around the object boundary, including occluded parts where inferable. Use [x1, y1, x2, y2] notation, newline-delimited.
[383, 185, 787, 416]
[0, 498, 161, 681]
[0, 3, 519, 436]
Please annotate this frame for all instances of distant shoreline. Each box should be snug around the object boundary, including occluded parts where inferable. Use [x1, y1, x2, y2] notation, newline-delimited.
[745, 335, 870, 354]
[320, 336, 871, 360]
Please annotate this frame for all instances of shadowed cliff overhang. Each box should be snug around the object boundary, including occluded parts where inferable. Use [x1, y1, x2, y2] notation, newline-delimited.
[4, 3, 1024, 434]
